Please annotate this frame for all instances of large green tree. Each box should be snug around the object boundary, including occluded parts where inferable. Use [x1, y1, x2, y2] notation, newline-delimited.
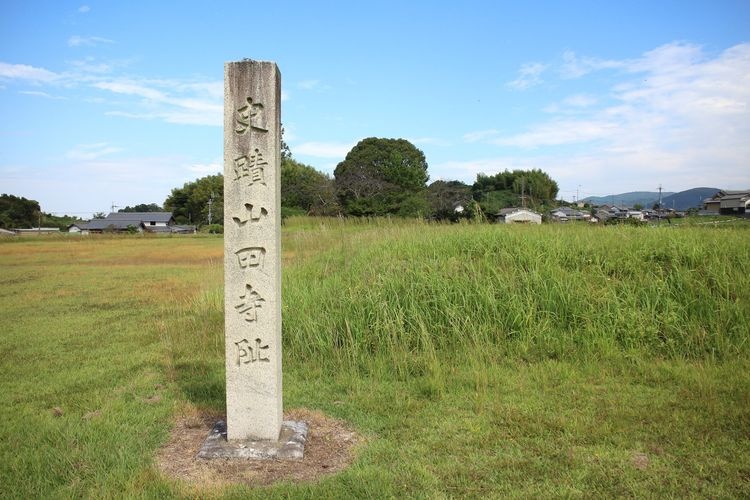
[164, 174, 223, 226]
[0, 194, 40, 229]
[281, 158, 340, 216]
[427, 180, 473, 220]
[334, 138, 429, 216]
[472, 169, 558, 214]
[118, 203, 163, 213]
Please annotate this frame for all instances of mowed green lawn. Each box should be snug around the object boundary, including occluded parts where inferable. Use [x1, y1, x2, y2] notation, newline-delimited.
[1, 219, 749, 498]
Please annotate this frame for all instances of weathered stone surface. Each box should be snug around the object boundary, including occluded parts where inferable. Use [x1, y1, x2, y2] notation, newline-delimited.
[224, 60, 282, 442]
[197, 420, 308, 460]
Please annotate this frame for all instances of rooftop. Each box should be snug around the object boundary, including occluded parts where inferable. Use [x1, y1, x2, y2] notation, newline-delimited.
[106, 212, 173, 223]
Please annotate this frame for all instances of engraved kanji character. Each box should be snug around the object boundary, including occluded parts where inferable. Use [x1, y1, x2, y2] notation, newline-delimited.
[235, 97, 267, 134]
[234, 284, 265, 322]
[235, 338, 270, 365]
[231, 203, 268, 227]
[232, 149, 267, 186]
[236, 247, 266, 269]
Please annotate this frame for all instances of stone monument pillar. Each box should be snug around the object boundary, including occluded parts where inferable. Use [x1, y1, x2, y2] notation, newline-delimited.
[223, 60, 282, 442]
[198, 60, 306, 460]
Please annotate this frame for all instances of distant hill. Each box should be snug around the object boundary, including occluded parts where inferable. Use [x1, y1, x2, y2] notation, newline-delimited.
[661, 187, 720, 210]
[582, 191, 673, 208]
[583, 187, 721, 210]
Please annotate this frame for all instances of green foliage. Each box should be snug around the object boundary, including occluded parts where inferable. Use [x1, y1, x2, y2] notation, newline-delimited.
[280, 125, 292, 161]
[281, 205, 307, 219]
[200, 223, 224, 234]
[474, 189, 519, 215]
[0, 193, 40, 229]
[118, 203, 163, 213]
[281, 158, 340, 215]
[472, 169, 559, 213]
[164, 174, 223, 226]
[426, 180, 473, 220]
[0, 237, 219, 497]
[334, 137, 429, 216]
[284, 220, 749, 366]
[605, 216, 646, 226]
[38, 212, 83, 230]
[1, 223, 750, 497]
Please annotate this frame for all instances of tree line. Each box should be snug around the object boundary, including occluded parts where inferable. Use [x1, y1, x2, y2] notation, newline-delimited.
[0, 194, 84, 230]
[162, 137, 559, 226]
[2, 137, 559, 230]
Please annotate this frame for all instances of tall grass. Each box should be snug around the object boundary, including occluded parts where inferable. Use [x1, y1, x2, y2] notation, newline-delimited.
[162, 218, 749, 377]
[3, 219, 748, 497]
[280, 220, 749, 376]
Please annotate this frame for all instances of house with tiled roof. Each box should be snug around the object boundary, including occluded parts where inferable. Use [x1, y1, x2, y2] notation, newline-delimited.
[69, 212, 196, 234]
[550, 206, 590, 222]
[703, 190, 750, 215]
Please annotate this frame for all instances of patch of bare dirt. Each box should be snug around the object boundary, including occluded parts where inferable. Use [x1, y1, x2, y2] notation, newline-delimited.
[632, 452, 649, 470]
[156, 408, 363, 489]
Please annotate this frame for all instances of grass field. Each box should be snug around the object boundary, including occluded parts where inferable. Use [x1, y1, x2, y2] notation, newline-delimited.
[1, 218, 749, 497]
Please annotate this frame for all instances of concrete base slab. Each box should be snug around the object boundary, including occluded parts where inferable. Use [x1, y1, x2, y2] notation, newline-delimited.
[197, 420, 308, 460]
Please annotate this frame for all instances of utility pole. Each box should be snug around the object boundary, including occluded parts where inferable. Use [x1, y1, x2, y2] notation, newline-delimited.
[111, 203, 119, 213]
[657, 184, 663, 223]
[657, 184, 663, 210]
[207, 193, 214, 225]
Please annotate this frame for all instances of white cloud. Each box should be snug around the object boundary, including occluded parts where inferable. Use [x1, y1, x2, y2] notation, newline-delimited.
[66, 143, 123, 161]
[507, 62, 547, 90]
[494, 43, 750, 148]
[93, 80, 166, 100]
[409, 137, 450, 147]
[68, 36, 114, 47]
[0, 62, 60, 83]
[294, 141, 353, 158]
[430, 157, 522, 183]
[563, 94, 598, 107]
[624, 42, 704, 75]
[471, 42, 750, 193]
[188, 161, 222, 175]
[94, 78, 222, 126]
[298, 79, 320, 90]
[1, 59, 223, 127]
[296, 79, 331, 92]
[19, 90, 66, 100]
[491, 119, 618, 148]
[281, 124, 297, 142]
[463, 129, 502, 143]
[465, 120, 617, 148]
[78, 5, 90, 13]
[15, 155, 198, 215]
[69, 58, 113, 74]
[104, 111, 156, 120]
[173, 80, 223, 99]
[560, 50, 622, 79]
[543, 94, 599, 114]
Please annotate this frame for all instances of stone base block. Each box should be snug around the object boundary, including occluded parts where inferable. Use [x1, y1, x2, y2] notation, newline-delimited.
[197, 420, 308, 460]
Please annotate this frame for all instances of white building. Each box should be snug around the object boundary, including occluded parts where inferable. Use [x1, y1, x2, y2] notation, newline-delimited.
[496, 208, 542, 225]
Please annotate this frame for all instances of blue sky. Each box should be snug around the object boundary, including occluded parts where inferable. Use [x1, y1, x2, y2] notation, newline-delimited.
[1, 1, 749, 217]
